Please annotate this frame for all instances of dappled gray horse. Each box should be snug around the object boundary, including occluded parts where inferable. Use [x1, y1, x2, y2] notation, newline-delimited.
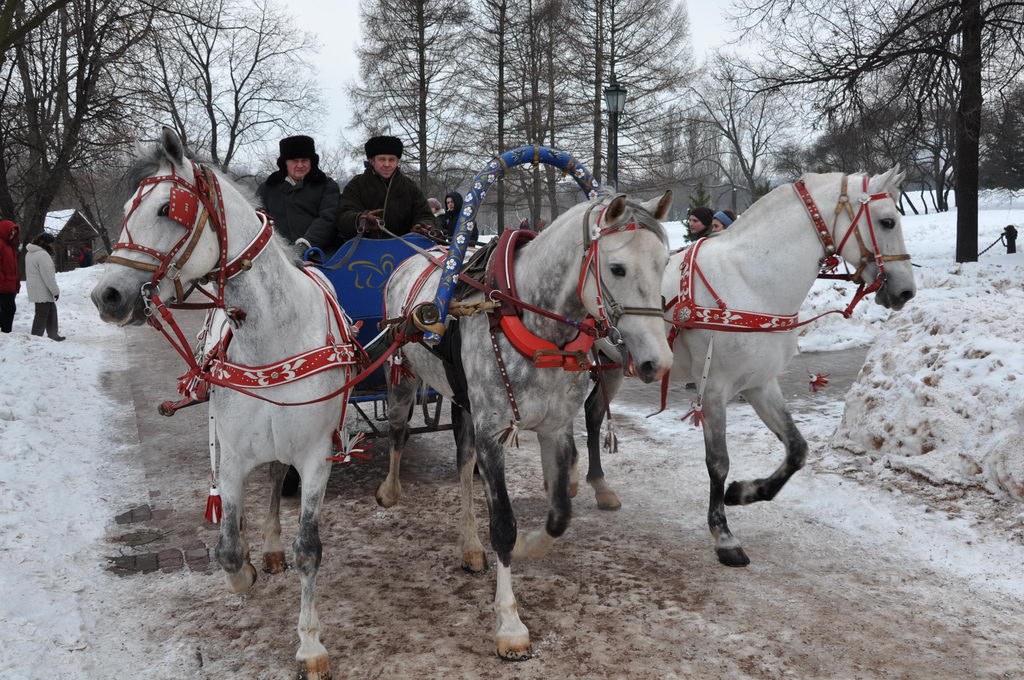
[378, 192, 674, 659]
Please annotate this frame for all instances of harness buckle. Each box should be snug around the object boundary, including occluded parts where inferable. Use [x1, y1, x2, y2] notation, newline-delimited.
[605, 325, 623, 346]
[141, 282, 157, 316]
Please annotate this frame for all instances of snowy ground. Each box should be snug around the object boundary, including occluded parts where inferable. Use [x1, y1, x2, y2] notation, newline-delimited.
[1, 197, 1022, 678]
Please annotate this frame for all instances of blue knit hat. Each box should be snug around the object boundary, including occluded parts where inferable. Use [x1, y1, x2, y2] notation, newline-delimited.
[713, 211, 734, 227]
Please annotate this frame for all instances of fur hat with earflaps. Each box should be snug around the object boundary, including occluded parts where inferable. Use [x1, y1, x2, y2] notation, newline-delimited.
[276, 135, 319, 171]
[365, 135, 403, 159]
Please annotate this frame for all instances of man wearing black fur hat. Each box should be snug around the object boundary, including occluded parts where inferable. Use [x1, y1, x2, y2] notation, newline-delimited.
[336, 135, 435, 240]
[257, 135, 341, 253]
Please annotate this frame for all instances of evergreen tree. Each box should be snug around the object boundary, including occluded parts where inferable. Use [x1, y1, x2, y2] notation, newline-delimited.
[687, 181, 710, 210]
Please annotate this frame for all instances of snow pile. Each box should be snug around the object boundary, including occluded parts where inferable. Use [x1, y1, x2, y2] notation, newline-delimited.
[829, 208, 1024, 499]
[0, 267, 140, 674]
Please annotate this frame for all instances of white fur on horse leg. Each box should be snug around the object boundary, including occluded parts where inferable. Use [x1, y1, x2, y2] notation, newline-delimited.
[494, 562, 531, 660]
[511, 528, 556, 561]
[568, 458, 579, 498]
[457, 456, 487, 573]
[588, 477, 622, 511]
[374, 445, 403, 508]
[216, 457, 258, 593]
[295, 606, 330, 680]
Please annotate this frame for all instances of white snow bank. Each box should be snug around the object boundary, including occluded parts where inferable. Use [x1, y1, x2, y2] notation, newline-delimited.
[0, 267, 141, 677]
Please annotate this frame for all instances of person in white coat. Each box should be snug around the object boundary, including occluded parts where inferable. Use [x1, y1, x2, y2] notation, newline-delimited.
[25, 232, 64, 341]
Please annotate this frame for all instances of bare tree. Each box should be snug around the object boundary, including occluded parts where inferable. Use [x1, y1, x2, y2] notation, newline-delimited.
[351, 0, 470, 193]
[142, 0, 321, 171]
[689, 55, 792, 200]
[0, 0, 157, 245]
[0, 0, 72, 70]
[732, 0, 1024, 262]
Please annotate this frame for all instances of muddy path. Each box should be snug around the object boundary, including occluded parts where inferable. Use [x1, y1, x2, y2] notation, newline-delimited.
[96, 319, 1024, 679]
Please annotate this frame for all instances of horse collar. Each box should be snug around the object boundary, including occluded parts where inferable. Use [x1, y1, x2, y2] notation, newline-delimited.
[485, 228, 595, 370]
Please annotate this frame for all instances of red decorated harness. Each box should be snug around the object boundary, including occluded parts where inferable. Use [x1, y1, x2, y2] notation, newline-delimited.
[109, 161, 372, 497]
[658, 174, 911, 423]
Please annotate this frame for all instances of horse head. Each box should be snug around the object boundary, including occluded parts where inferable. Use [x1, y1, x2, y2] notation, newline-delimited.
[576, 191, 675, 382]
[836, 166, 916, 310]
[92, 128, 257, 325]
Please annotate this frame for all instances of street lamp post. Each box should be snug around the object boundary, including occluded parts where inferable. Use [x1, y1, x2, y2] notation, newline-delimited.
[604, 81, 627, 190]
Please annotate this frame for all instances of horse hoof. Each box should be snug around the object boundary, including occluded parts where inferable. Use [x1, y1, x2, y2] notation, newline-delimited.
[716, 546, 750, 567]
[568, 481, 579, 498]
[595, 489, 621, 511]
[225, 562, 258, 593]
[461, 551, 488, 573]
[374, 481, 400, 508]
[496, 635, 532, 661]
[262, 551, 287, 574]
[297, 655, 331, 680]
[724, 481, 746, 505]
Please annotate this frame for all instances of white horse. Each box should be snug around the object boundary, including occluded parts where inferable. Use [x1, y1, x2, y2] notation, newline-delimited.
[581, 168, 916, 567]
[376, 192, 675, 659]
[91, 129, 349, 679]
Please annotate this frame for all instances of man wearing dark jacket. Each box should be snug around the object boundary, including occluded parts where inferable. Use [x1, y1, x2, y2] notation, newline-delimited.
[336, 136, 435, 240]
[257, 135, 341, 252]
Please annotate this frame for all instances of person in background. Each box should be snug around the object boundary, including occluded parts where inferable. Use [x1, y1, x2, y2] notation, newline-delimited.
[0, 220, 19, 333]
[257, 135, 341, 256]
[711, 210, 737, 233]
[442, 191, 478, 245]
[686, 206, 714, 241]
[76, 245, 94, 267]
[25, 232, 64, 341]
[335, 135, 435, 241]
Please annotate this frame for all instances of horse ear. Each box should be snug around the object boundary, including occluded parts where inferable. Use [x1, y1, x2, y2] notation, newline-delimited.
[869, 166, 903, 194]
[605, 195, 627, 224]
[160, 126, 185, 167]
[648, 190, 673, 220]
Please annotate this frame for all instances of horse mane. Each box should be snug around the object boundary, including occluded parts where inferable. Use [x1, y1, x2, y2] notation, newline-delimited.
[583, 189, 670, 247]
[122, 143, 255, 209]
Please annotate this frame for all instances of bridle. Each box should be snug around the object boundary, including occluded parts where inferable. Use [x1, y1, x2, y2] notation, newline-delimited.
[794, 173, 911, 300]
[108, 160, 273, 312]
[576, 197, 666, 344]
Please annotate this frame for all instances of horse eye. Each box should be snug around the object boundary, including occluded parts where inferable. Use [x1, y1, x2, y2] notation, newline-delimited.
[158, 203, 170, 217]
[609, 263, 626, 277]
[879, 218, 896, 230]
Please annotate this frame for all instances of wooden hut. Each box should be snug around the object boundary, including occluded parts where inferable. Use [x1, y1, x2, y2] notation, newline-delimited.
[44, 209, 100, 272]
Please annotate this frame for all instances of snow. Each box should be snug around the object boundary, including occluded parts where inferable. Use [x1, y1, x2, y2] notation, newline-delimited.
[2, 197, 1023, 677]
[42, 209, 79, 237]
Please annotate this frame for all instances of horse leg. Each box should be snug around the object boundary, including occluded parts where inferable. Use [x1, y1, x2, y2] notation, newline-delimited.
[261, 462, 288, 573]
[453, 406, 487, 573]
[700, 394, 750, 567]
[726, 379, 808, 505]
[585, 367, 624, 510]
[375, 375, 418, 507]
[293, 455, 332, 680]
[215, 451, 258, 593]
[475, 430, 530, 660]
[513, 430, 572, 560]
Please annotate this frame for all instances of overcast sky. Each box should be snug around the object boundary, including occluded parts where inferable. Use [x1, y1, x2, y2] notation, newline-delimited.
[282, 1, 729, 155]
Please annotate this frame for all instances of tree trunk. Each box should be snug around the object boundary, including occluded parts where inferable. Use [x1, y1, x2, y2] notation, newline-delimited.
[496, 0, 507, 232]
[954, 0, 982, 262]
[417, 0, 429, 189]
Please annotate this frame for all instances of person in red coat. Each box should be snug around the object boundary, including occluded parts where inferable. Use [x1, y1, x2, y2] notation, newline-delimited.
[0, 220, 19, 333]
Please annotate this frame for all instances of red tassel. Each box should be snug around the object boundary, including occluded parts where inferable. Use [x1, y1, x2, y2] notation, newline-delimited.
[204, 486, 222, 524]
[681, 404, 705, 428]
[809, 373, 830, 392]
